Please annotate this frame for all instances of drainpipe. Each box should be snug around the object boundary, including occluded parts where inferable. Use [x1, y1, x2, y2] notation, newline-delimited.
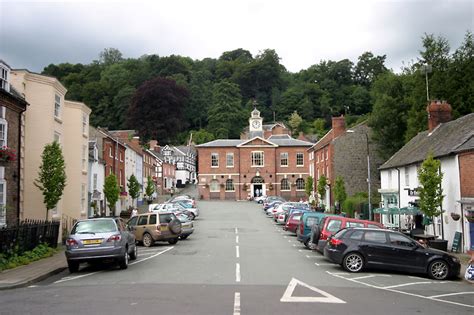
[17, 106, 27, 224]
[238, 149, 241, 201]
[439, 165, 445, 240]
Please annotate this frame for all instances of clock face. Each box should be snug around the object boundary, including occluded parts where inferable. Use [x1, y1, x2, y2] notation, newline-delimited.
[252, 120, 261, 129]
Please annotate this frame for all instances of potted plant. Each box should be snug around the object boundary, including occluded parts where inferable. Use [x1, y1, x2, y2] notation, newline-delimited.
[242, 183, 248, 191]
[268, 183, 273, 191]
[0, 146, 16, 164]
[450, 212, 460, 221]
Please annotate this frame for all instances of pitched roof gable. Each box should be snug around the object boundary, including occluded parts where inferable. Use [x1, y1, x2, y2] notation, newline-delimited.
[237, 137, 277, 147]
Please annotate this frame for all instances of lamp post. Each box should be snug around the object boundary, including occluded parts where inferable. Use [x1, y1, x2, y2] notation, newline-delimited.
[347, 129, 372, 221]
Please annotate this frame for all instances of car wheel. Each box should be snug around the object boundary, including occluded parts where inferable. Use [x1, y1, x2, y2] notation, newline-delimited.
[119, 249, 129, 269]
[129, 244, 138, 260]
[180, 235, 189, 240]
[189, 213, 196, 220]
[428, 260, 449, 280]
[168, 238, 178, 245]
[169, 219, 182, 235]
[343, 252, 364, 273]
[67, 260, 79, 273]
[304, 239, 311, 249]
[142, 233, 153, 247]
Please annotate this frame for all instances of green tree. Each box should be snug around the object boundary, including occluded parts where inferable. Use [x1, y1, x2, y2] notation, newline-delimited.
[418, 153, 444, 237]
[288, 111, 303, 135]
[317, 175, 328, 209]
[99, 48, 123, 65]
[127, 77, 189, 144]
[192, 129, 215, 144]
[127, 174, 141, 207]
[333, 176, 347, 213]
[34, 141, 67, 220]
[104, 174, 120, 215]
[144, 176, 155, 204]
[305, 176, 313, 199]
[207, 80, 244, 138]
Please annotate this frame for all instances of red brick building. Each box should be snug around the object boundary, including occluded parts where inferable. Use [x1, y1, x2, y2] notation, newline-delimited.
[0, 60, 28, 226]
[197, 108, 313, 200]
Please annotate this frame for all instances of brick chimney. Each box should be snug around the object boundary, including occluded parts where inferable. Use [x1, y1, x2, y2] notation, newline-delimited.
[332, 115, 346, 139]
[149, 140, 158, 150]
[427, 100, 452, 132]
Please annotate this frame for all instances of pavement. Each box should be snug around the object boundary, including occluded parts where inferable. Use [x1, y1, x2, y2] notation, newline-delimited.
[0, 249, 67, 290]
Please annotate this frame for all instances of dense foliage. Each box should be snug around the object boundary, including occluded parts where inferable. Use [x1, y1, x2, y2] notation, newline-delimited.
[34, 141, 67, 219]
[41, 32, 473, 157]
[0, 244, 56, 271]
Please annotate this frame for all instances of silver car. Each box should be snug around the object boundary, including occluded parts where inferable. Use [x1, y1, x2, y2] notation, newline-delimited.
[65, 217, 137, 273]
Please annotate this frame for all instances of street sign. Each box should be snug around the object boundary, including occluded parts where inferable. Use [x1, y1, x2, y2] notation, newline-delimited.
[280, 278, 346, 303]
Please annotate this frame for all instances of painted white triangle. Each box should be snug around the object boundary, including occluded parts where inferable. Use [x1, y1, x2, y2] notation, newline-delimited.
[280, 278, 346, 303]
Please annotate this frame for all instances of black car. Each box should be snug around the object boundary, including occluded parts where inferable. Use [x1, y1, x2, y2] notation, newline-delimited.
[323, 228, 460, 280]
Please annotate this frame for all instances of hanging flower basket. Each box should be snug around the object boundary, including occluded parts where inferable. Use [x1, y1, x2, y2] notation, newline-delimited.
[450, 213, 460, 221]
[242, 183, 248, 191]
[268, 183, 273, 191]
[220, 183, 225, 188]
[0, 146, 16, 163]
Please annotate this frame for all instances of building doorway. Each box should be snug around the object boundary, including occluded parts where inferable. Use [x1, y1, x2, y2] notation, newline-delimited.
[253, 184, 262, 198]
[251, 176, 265, 198]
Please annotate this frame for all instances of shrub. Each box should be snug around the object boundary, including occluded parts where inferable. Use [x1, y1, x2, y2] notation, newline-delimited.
[0, 244, 57, 271]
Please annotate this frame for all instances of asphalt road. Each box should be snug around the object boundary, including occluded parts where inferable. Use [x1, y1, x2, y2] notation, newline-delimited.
[0, 199, 473, 315]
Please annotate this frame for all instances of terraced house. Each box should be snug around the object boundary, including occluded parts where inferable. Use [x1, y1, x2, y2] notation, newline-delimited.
[197, 108, 313, 200]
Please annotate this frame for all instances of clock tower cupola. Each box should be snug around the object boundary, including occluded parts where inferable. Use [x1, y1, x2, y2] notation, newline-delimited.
[249, 106, 263, 132]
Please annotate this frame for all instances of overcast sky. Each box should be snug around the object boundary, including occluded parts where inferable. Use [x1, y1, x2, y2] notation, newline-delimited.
[1, 0, 472, 73]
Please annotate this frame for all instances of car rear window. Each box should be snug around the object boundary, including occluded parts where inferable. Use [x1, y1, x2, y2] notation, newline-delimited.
[159, 213, 174, 223]
[326, 219, 342, 233]
[306, 217, 319, 227]
[346, 222, 364, 228]
[292, 215, 302, 221]
[349, 230, 364, 240]
[333, 229, 347, 239]
[137, 215, 148, 225]
[72, 220, 117, 234]
[368, 224, 381, 229]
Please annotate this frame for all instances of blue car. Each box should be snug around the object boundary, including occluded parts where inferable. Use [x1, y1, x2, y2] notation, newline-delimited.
[296, 212, 340, 248]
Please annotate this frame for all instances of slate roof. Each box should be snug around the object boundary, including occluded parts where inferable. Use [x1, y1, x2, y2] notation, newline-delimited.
[380, 113, 474, 170]
[196, 136, 313, 148]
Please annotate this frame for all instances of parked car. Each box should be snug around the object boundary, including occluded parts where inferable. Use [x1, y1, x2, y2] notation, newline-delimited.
[296, 212, 337, 248]
[283, 211, 308, 234]
[323, 227, 460, 280]
[176, 213, 194, 240]
[127, 212, 182, 247]
[168, 200, 199, 219]
[65, 217, 137, 273]
[169, 195, 196, 207]
[314, 216, 384, 252]
[263, 197, 285, 211]
[254, 195, 267, 204]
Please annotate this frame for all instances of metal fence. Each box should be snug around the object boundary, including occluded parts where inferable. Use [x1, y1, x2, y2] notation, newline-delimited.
[0, 220, 60, 255]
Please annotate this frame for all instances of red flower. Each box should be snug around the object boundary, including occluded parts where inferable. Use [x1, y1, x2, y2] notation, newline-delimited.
[0, 146, 17, 162]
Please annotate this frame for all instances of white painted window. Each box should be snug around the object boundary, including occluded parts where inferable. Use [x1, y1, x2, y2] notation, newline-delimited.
[325, 148, 328, 160]
[82, 113, 88, 134]
[405, 167, 409, 186]
[388, 170, 392, 189]
[225, 179, 234, 191]
[0, 170, 5, 227]
[54, 94, 61, 118]
[226, 153, 234, 167]
[0, 106, 5, 118]
[210, 180, 220, 192]
[280, 152, 288, 167]
[54, 131, 61, 143]
[281, 178, 290, 191]
[0, 66, 8, 91]
[81, 184, 86, 214]
[211, 153, 219, 167]
[82, 145, 87, 171]
[109, 147, 112, 158]
[296, 153, 304, 166]
[296, 178, 305, 190]
[0, 120, 7, 147]
[93, 173, 98, 190]
[251, 151, 264, 167]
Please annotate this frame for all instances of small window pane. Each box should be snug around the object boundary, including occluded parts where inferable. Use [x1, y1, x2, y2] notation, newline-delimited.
[137, 216, 148, 225]
[149, 214, 157, 225]
[347, 222, 364, 228]
[296, 178, 305, 190]
[211, 153, 219, 167]
[326, 220, 342, 233]
[364, 231, 387, 244]
[226, 153, 234, 167]
[306, 217, 319, 227]
[281, 178, 290, 190]
[350, 230, 364, 240]
[280, 152, 288, 166]
[225, 179, 234, 191]
[389, 233, 413, 247]
[296, 153, 304, 166]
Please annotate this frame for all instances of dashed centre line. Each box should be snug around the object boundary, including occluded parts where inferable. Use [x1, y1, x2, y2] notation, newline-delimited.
[236, 245, 240, 258]
[236, 263, 241, 282]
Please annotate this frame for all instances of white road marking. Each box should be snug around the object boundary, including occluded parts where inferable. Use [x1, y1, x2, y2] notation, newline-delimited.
[235, 228, 238, 234]
[288, 240, 292, 242]
[306, 255, 325, 259]
[292, 244, 297, 247]
[280, 278, 346, 303]
[283, 236, 288, 239]
[236, 236, 239, 244]
[236, 246, 240, 258]
[236, 263, 241, 282]
[28, 285, 38, 288]
[315, 262, 334, 266]
[233, 292, 241, 315]
[351, 275, 392, 280]
[429, 292, 474, 299]
[55, 247, 174, 284]
[327, 271, 474, 309]
[382, 281, 433, 289]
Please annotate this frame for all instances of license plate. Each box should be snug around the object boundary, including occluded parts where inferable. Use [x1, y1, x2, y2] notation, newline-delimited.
[83, 239, 102, 245]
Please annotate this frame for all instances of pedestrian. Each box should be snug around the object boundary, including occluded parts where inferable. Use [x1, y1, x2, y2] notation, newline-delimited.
[170, 187, 175, 197]
[131, 208, 138, 217]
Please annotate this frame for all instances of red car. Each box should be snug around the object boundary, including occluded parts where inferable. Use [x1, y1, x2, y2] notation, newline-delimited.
[283, 212, 305, 234]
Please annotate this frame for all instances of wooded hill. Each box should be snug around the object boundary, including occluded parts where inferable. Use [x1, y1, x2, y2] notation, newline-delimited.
[42, 32, 473, 160]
